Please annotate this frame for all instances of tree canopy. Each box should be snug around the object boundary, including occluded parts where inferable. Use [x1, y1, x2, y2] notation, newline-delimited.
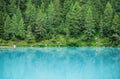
[0, 0, 120, 46]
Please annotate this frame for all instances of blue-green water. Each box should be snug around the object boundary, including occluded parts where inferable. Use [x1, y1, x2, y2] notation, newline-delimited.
[0, 47, 120, 79]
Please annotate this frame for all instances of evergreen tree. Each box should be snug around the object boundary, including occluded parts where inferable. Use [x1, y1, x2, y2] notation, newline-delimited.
[26, 25, 35, 43]
[32, 0, 42, 8]
[25, 0, 36, 28]
[0, 0, 120, 46]
[92, 0, 103, 14]
[35, 5, 47, 41]
[3, 15, 11, 40]
[0, 0, 6, 38]
[46, 2, 56, 38]
[43, 0, 51, 9]
[53, 0, 62, 26]
[47, 2, 55, 27]
[40, 2, 45, 12]
[10, 8, 25, 40]
[91, 0, 102, 30]
[110, 14, 120, 44]
[0, 11, 4, 38]
[63, 0, 73, 22]
[66, 2, 83, 37]
[84, 7, 95, 41]
[111, 0, 120, 12]
[10, 14, 18, 40]
[100, 2, 113, 37]
[7, 0, 17, 16]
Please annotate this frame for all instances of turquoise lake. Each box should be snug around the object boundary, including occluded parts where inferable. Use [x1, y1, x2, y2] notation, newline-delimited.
[0, 47, 120, 79]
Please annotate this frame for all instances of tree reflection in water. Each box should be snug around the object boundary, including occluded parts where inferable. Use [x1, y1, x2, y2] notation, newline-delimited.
[0, 47, 120, 79]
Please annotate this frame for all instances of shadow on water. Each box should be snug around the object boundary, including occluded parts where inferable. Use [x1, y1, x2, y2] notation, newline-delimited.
[0, 47, 120, 79]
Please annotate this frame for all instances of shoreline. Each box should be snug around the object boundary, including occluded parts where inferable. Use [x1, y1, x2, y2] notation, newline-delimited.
[0, 45, 120, 48]
[0, 39, 120, 48]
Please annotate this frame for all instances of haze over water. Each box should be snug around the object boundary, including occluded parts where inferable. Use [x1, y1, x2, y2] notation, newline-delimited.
[0, 47, 120, 79]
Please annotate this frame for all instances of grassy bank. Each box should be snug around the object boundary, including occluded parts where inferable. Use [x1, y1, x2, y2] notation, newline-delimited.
[0, 36, 120, 47]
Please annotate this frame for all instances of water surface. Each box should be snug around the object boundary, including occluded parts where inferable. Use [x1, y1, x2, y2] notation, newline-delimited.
[0, 47, 120, 79]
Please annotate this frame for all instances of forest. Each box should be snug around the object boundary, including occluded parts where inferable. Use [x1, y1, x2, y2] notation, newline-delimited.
[0, 0, 120, 47]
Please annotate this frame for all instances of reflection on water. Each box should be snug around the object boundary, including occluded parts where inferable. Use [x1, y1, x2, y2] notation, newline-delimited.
[0, 47, 120, 79]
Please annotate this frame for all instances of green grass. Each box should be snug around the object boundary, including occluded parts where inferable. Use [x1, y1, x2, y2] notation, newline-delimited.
[0, 36, 120, 47]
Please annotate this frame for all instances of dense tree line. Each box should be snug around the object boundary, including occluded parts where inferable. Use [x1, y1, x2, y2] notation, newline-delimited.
[0, 0, 120, 46]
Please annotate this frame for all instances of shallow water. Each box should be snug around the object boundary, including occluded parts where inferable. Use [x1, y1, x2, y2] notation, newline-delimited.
[0, 47, 120, 79]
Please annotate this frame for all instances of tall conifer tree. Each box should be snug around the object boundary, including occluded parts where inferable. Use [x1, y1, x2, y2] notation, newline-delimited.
[110, 14, 120, 43]
[66, 2, 83, 37]
[46, 2, 56, 38]
[10, 8, 25, 40]
[84, 7, 95, 40]
[53, 0, 62, 26]
[63, 0, 72, 22]
[35, 3, 47, 41]
[25, 0, 36, 28]
[4, 15, 11, 39]
[100, 2, 113, 37]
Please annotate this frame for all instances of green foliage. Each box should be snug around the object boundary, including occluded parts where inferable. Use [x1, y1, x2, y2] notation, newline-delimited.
[66, 2, 83, 37]
[53, 0, 62, 26]
[66, 38, 80, 46]
[7, 0, 17, 16]
[26, 25, 35, 43]
[35, 7, 47, 41]
[84, 7, 95, 41]
[46, 2, 56, 38]
[10, 8, 25, 40]
[25, 0, 36, 27]
[100, 2, 113, 37]
[111, 14, 120, 35]
[0, 0, 120, 47]
[47, 2, 55, 26]
[0, 12, 4, 38]
[110, 14, 120, 45]
[62, 0, 72, 21]
[4, 15, 11, 39]
[0, 0, 6, 37]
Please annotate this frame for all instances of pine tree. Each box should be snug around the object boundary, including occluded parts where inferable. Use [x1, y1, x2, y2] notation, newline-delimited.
[35, 5, 47, 41]
[110, 14, 120, 44]
[100, 2, 113, 37]
[0, 0, 120, 46]
[42, 0, 51, 9]
[47, 2, 55, 27]
[18, 17, 25, 38]
[10, 14, 18, 40]
[0, 11, 4, 38]
[91, 0, 103, 30]
[40, 2, 45, 12]
[7, 0, 17, 16]
[25, 0, 36, 28]
[46, 2, 56, 38]
[53, 0, 62, 26]
[32, 0, 42, 8]
[10, 8, 25, 40]
[66, 2, 83, 37]
[63, 0, 73, 22]
[3, 15, 11, 39]
[92, 0, 103, 14]
[84, 7, 95, 41]
[111, 0, 120, 12]
[26, 25, 35, 43]
[0, 0, 6, 38]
